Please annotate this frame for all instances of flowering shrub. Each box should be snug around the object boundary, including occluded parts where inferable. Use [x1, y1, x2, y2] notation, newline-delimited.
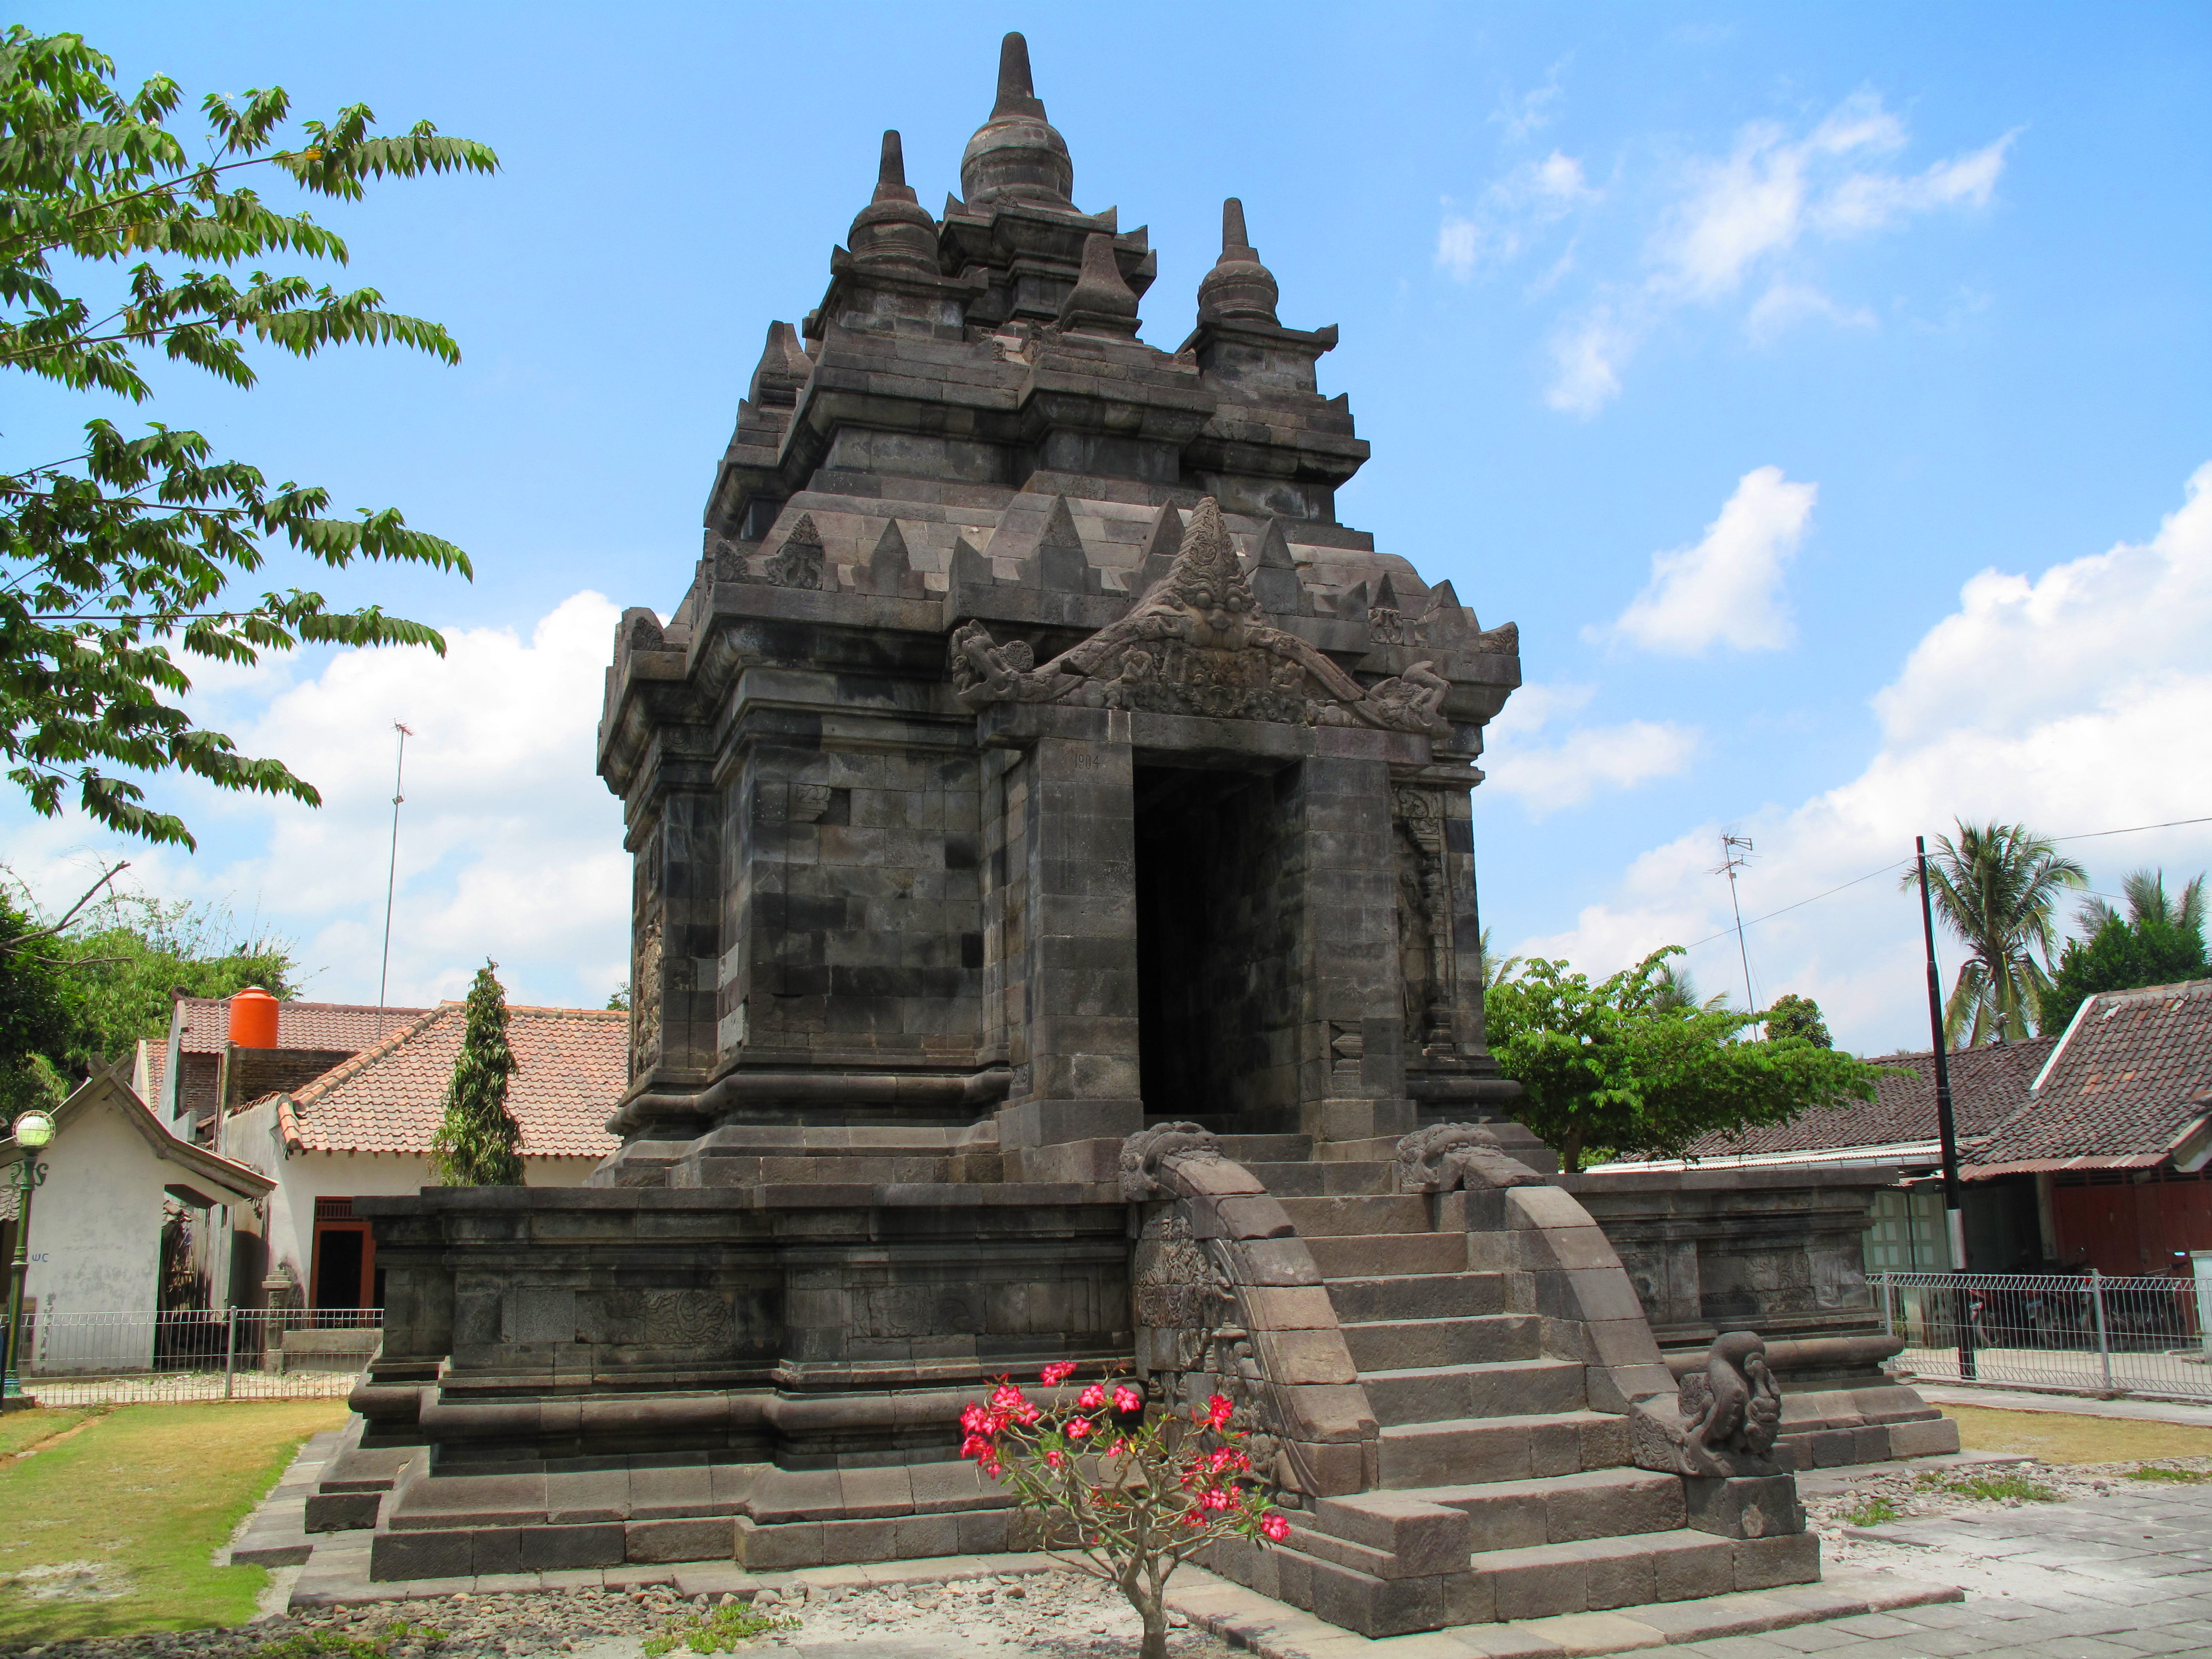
[960, 1363, 1289, 1659]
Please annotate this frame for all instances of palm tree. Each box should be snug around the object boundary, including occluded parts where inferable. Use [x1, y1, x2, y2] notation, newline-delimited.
[1650, 956, 1730, 1014]
[1902, 820, 2086, 1045]
[2075, 868, 2207, 938]
[1478, 926, 1524, 989]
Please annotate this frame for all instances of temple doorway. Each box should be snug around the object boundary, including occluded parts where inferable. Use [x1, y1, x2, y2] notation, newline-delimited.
[1132, 761, 1305, 1130]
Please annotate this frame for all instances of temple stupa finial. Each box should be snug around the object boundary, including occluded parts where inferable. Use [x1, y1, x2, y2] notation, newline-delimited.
[1197, 195, 1280, 326]
[960, 32, 1073, 209]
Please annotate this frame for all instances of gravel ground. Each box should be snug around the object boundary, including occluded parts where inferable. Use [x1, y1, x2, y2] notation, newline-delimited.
[0, 1570, 1237, 1659]
[1806, 1450, 2212, 1568]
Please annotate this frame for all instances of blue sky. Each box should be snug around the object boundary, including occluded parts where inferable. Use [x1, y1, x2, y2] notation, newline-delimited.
[7, 2, 2209, 1052]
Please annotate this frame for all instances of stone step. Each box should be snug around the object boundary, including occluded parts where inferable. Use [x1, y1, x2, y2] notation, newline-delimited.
[1305, 1231, 1466, 1278]
[1467, 1527, 1818, 1621]
[1276, 1194, 1432, 1236]
[1360, 1356, 1586, 1428]
[1415, 1467, 1688, 1553]
[1210, 1134, 1313, 1163]
[1316, 1136, 1405, 1163]
[1375, 1409, 1627, 1489]
[1340, 1313, 1542, 1372]
[1242, 1161, 1396, 1197]
[1326, 1271, 1504, 1324]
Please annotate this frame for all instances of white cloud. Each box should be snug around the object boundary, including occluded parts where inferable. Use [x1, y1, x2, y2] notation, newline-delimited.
[1649, 92, 1987, 301]
[1745, 281, 1877, 345]
[1599, 466, 1817, 654]
[1483, 682, 1701, 816]
[1527, 92, 2010, 414]
[1518, 462, 2212, 1053]
[1492, 60, 1570, 143]
[1438, 151, 1597, 280]
[1545, 307, 1629, 415]
[0, 591, 632, 1011]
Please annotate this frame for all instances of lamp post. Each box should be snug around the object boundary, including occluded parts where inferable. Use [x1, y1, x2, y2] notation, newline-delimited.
[4, 1109, 56, 1398]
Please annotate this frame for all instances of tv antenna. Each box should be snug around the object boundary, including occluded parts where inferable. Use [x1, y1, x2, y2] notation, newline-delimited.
[1712, 833, 1757, 1012]
[375, 722, 414, 1038]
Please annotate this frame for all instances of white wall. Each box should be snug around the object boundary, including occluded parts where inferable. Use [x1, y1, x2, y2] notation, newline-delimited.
[224, 1099, 596, 1305]
[21, 1096, 169, 1368]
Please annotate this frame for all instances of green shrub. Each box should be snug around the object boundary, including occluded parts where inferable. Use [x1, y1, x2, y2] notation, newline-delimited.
[642, 1601, 802, 1656]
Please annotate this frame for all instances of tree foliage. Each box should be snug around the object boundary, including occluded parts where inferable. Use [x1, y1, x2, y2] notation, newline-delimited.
[2076, 868, 2206, 939]
[2040, 915, 2209, 1036]
[0, 892, 76, 1115]
[1902, 820, 2085, 1045]
[1483, 948, 1880, 1173]
[0, 871, 296, 1102]
[0, 27, 496, 847]
[429, 960, 523, 1186]
[1764, 992, 1832, 1048]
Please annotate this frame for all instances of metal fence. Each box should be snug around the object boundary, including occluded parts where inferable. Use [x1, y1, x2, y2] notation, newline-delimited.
[1878, 1270, 2212, 1401]
[10, 1307, 381, 1406]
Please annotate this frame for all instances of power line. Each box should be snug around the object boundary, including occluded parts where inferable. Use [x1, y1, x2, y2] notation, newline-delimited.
[1676, 810, 2212, 954]
[375, 722, 414, 1039]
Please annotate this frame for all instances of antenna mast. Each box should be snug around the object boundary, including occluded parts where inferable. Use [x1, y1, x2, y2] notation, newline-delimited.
[376, 723, 414, 1038]
[1712, 833, 1757, 1011]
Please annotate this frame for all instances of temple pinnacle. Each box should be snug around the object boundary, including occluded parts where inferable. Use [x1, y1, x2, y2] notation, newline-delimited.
[1056, 231, 1141, 335]
[993, 32, 1046, 118]
[960, 31, 1073, 209]
[1196, 196, 1280, 326]
[877, 130, 911, 198]
[848, 128, 936, 270]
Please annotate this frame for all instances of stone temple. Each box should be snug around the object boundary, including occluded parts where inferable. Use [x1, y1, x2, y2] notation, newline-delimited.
[331, 36, 1956, 1638]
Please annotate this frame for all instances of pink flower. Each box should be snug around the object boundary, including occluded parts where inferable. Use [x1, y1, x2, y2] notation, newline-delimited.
[960, 1404, 989, 1434]
[1040, 1361, 1078, 1386]
[1260, 1512, 1290, 1543]
[1113, 1385, 1143, 1414]
[1077, 1384, 1107, 1410]
[1045, 1448, 1064, 1468]
[960, 1434, 992, 1460]
[1200, 1486, 1232, 1511]
[1066, 1417, 1092, 1439]
[1205, 1394, 1235, 1430]
[980, 1458, 1002, 1478]
[990, 1382, 1026, 1413]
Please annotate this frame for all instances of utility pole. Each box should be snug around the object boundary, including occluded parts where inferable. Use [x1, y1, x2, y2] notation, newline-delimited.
[376, 723, 414, 1039]
[1712, 834, 1757, 1010]
[1916, 834, 1976, 1379]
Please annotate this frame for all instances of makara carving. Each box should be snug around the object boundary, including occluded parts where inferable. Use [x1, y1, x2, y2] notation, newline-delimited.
[1634, 1330, 1786, 1478]
[1119, 1121, 1223, 1201]
[1394, 1124, 1546, 1194]
[950, 498, 1450, 733]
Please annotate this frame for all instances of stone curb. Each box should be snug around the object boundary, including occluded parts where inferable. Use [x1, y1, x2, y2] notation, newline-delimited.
[1159, 1564, 1964, 1658]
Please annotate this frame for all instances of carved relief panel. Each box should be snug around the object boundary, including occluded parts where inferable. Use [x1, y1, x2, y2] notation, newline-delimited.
[1391, 787, 1456, 1050]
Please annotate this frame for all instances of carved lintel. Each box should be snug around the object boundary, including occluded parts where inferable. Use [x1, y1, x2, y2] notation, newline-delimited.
[949, 498, 1448, 734]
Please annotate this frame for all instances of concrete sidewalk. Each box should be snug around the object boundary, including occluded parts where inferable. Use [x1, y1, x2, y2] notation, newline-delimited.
[1918, 1382, 2212, 1427]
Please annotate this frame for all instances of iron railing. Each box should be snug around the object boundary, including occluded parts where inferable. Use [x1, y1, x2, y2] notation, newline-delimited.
[1877, 1270, 2212, 1401]
[10, 1307, 381, 1405]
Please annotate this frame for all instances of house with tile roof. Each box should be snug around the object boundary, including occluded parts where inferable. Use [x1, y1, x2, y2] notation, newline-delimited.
[224, 1003, 625, 1312]
[0, 1067, 271, 1363]
[134, 996, 429, 1143]
[1595, 978, 2212, 1277]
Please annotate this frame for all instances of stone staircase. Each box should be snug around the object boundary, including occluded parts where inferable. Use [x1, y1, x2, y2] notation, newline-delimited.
[1161, 1132, 1820, 1637]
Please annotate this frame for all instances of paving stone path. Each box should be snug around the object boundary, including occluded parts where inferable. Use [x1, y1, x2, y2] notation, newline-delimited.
[1665, 1478, 2212, 1659]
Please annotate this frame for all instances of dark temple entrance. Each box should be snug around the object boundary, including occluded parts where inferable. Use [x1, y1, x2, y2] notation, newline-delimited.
[1133, 762, 1306, 1130]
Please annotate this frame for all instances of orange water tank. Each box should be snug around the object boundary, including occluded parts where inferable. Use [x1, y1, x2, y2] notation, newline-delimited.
[228, 986, 280, 1049]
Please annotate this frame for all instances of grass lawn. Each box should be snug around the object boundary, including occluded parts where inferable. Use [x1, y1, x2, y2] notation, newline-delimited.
[0, 1408, 92, 1460]
[0, 1398, 347, 1642]
[1945, 1403, 2212, 1463]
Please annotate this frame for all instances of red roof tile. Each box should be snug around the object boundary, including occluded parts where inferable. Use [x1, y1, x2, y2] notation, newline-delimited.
[274, 1004, 625, 1160]
[1684, 1037, 2054, 1161]
[1970, 978, 2212, 1175]
[173, 996, 430, 1055]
